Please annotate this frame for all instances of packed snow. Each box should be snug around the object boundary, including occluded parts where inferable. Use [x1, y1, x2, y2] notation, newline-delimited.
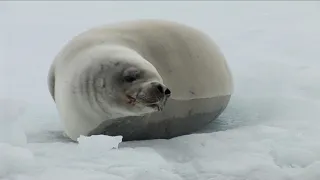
[1, 1, 320, 180]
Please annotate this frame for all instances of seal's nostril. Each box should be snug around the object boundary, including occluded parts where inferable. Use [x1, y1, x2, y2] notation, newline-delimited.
[164, 88, 171, 96]
[156, 84, 164, 93]
[153, 82, 170, 96]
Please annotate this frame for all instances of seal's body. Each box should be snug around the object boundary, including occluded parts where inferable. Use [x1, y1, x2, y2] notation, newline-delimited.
[48, 19, 233, 141]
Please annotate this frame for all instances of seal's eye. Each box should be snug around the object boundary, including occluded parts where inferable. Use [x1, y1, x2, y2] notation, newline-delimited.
[124, 75, 137, 83]
[123, 67, 140, 83]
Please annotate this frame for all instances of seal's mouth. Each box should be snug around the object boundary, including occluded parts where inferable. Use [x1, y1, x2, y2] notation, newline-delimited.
[148, 103, 163, 111]
[126, 95, 136, 105]
[126, 94, 167, 111]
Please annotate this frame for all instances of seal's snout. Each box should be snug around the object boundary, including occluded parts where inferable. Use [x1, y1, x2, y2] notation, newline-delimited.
[151, 82, 171, 98]
[134, 82, 171, 111]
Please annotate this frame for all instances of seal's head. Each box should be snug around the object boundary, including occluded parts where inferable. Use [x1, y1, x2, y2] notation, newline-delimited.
[105, 63, 171, 116]
[84, 45, 171, 117]
[121, 66, 171, 112]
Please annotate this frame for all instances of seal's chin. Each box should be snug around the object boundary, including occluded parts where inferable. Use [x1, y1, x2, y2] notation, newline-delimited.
[144, 100, 167, 111]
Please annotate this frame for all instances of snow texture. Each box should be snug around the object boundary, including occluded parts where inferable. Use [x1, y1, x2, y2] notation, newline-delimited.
[1, 1, 320, 180]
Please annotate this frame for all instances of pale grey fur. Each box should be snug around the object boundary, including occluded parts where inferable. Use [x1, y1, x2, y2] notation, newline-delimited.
[47, 19, 233, 141]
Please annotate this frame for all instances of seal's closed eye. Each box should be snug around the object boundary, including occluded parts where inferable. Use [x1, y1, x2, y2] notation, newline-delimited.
[123, 67, 141, 83]
[124, 75, 137, 83]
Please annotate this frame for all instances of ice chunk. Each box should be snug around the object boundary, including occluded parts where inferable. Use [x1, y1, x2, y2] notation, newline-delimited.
[77, 135, 123, 152]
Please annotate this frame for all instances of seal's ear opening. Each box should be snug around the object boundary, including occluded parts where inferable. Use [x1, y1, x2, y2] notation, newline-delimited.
[122, 67, 141, 83]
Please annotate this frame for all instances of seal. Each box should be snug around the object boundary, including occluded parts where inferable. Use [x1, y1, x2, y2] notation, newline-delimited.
[48, 19, 233, 141]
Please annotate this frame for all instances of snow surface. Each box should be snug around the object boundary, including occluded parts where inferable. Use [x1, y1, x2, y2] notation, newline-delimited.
[1, 1, 320, 180]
